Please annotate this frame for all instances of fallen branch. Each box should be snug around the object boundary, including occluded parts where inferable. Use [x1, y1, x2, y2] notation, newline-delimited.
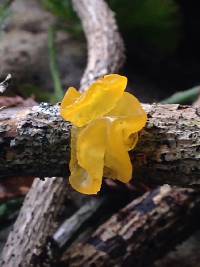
[62, 185, 200, 267]
[1, 0, 200, 266]
[0, 0, 126, 266]
[0, 177, 67, 267]
[0, 74, 12, 94]
[53, 197, 105, 248]
[0, 103, 199, 186]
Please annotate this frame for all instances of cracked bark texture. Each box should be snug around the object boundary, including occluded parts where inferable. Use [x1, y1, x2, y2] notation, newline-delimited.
[62, 185, 200, 267]
[0, 0, 126, 266]
[1, 0, 200, 266]
[0, 177, 67, 267]
[0, 103, 199, 186]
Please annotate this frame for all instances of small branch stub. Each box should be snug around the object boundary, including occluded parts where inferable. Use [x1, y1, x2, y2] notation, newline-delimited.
[0, 74, 12, 94]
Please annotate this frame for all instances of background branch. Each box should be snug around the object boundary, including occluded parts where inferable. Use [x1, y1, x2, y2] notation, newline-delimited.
[62, 185, 200, 267]
[1, 0, 200, 266]
[0, 177, 68, 267]
[72, 0, 125, 91]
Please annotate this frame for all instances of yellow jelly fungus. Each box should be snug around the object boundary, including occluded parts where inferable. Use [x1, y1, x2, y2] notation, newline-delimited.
[60, 74, 147, 195]
[61, 74, 127, 127]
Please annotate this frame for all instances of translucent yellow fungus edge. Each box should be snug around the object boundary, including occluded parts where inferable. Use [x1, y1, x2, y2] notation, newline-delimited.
[60, 74, 147, 195]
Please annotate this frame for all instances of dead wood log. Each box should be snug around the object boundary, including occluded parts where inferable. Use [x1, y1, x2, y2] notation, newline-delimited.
[0, 0, 126, 266]
[0, 103, 199, 186]
[62, 185, 200, 267]
[1, 0, 200, 266]
[0, 177, 68, 267]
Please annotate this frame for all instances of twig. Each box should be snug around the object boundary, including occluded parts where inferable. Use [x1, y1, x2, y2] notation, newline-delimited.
[0, 73, 11, 93]
[53, 197, 105, 248]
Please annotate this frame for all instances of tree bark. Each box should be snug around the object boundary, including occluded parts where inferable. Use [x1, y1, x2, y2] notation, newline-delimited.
[62, 185, 200, 267]
[0, 177, 68, 267]
[72, 0, 125, 91]
[0, 0, 126, 266]
[0, 103, 199, 186]
[1, 0, 200, 266]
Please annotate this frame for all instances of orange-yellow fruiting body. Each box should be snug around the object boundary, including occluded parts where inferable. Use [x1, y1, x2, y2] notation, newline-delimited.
[60, 74, 147, 194]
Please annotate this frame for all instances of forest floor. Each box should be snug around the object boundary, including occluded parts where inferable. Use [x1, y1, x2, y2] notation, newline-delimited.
[0, 0, 200, 266]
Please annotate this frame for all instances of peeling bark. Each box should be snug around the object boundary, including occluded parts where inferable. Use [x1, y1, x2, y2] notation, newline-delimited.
[62, 185, 200, 267]
[0, 103, 199, 186]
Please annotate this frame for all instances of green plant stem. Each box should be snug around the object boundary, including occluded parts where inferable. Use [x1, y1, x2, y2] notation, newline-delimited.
[48, 26, 63, 103]
[0, 0, 14, 25]
[161, 86, 200, 104]
[0, 0, 14, 15]
[0, 198, 23, 226]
